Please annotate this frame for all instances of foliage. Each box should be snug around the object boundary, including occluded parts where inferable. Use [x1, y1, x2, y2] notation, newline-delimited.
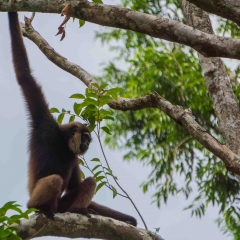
[94, 0, 240, 238]
[0, 201, 35, 240]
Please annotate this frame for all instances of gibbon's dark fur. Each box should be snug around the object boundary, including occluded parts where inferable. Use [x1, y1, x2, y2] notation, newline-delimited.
[8, 12, 137, 226]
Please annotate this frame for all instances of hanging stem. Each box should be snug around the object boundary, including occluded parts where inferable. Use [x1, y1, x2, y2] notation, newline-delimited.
[96, 127, 148, 230]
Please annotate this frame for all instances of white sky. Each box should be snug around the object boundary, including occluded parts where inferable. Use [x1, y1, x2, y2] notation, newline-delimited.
[0, 1, 231, 239]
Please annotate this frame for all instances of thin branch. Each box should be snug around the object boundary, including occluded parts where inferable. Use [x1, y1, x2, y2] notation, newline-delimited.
[20, 22, 97, 88]
[97, 133, 148, 230]
[81, 156, 127, 198]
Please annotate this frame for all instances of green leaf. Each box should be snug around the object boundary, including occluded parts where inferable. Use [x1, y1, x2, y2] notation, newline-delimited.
[94, 171, 103, 178]
[70, 93, 85, 99]
[81, 171, 85, 180]
[91, 158, 100, 162]
[57, 113, 64, 124]
[85, 91, 98, 99]
[85, 104, 98, 112]
[87, 123, 96, 132]
[96, 176, 105, 182]
[79, 19, 85, 27]
[111, 185, 118, 198]
[106, 87, 123, 94]
[101, 126, 111, 135]
[7, 235, 22, 240]
[73, 102, 83, 115]
[50, 107, 60, 113]
[102, 115, 114, 121]
[104, 167, 113, 174]
[92, 165, 101, 172]
[92, 0, 103, 3]
[2, 201, 17, 209]
[23, 208, 36, 215]
[8, 215, 22, 224]
[99, 95, 111, 107]
[106, 87, 123, 100]
[78, 158, 85, 166]
[99, 109, 112, 116]
[84, 98, 98, 106]
[99, 83, 108, 89]
[69, 115, 75, 122]
[95, 182, 107, 193]
[0, 215, 8, 223]
[92, 83, 100, 89]
[0, 229, 12, 238]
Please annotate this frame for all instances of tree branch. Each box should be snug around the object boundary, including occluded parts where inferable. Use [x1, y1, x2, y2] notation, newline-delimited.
[186, 0, 240, 26]
[110, 93, 240, 175]
[3, 0, 240, 60]
[182, 1, 240, 156]
[14, 213, 163, 240]
[20, 22, 97, 88]
[20, 20, 240, 175]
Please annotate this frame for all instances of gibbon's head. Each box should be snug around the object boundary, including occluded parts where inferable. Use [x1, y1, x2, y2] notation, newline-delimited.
[61, 122, 92, 155]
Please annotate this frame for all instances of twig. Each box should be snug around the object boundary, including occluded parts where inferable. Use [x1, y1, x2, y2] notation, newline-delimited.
[97, 133, 148, 230]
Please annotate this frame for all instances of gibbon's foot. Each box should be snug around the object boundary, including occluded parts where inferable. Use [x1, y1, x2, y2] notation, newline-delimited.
[87, 208, 98, 215]
[126, 220, 137, 226]
[38, 206, 55, 220]
[70, 208, 91, 218]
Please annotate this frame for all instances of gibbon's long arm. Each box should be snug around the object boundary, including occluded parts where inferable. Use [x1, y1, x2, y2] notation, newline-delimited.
[8, 12, 55, 126]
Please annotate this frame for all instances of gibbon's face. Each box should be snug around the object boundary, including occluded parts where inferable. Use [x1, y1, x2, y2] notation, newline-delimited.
[79, 131, 91, 153]
[62, 122, 92, 155]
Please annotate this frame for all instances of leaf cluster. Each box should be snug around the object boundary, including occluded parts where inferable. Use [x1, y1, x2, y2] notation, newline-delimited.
[50, 83, 123, 198]
[0, 202, 35, 240]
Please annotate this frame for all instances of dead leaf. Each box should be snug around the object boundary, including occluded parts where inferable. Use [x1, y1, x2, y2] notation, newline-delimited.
[59, 15, 70, 29]
[56, 3, 71, 41]
[60, 30, 66, 41]
[61, 3, 71, 16]
[55, 26, 64, 36]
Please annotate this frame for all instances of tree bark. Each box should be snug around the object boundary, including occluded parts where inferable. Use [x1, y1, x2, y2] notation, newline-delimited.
[186, 0, 240, 26]
[182, 1, 240, 156]
[14, 213, 163, 240]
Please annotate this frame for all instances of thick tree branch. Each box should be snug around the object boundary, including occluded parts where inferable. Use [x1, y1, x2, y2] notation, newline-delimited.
[182, 1, 240, 156]
[21, 21, 240, 175]
[14, 213, 163, 240]
[110, 93, 240, 175]
[186, 0, 240, 26]
[3, 0, 240, 60]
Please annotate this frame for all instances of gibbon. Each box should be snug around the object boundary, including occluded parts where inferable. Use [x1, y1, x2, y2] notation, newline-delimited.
[8, 12, 137, 226]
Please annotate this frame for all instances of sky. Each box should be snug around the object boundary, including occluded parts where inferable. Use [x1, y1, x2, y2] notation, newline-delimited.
[0, 2, 231, 240]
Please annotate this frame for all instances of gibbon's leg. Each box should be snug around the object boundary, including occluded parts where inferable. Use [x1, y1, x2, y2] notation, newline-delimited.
[58, 177, 96, 216]
[88, 201, 137, 226]
[27, 174, 63, 218]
